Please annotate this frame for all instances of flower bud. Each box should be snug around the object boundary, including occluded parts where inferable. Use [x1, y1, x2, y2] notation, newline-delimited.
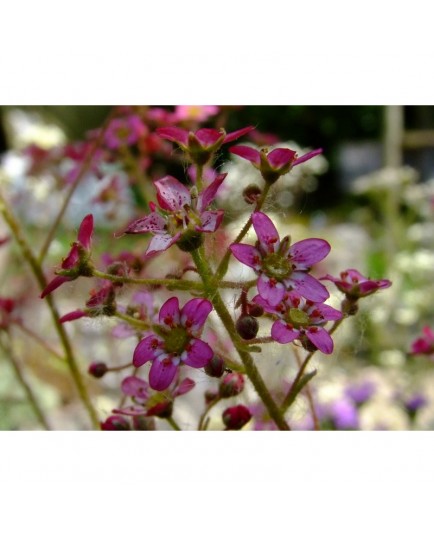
[101, 415, 131, 430]
[204, 354, 225, 378]
[222, 405, 251, 430]
[243, 184, 262, 205]
[247, 303, 264, 317]
[219, 372, 245, 398]
[88, 361, 108, 378]
[236, 315, 259, 340]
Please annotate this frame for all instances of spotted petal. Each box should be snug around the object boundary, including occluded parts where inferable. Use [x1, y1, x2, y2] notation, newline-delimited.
[306, 327, 334, 354]
[144, 232, 181, 258]
[271, 320, 299, 344]
[124, 212, 166, 234]
[149, 358, 178, 391]
[289, 238, 331, 269]
[197, 173, 227, 212]
[183, 338, 213, 368]
[230, 244, 261, 270]
[121, 376, 150, 401]
[257, 274, 285, 306]
[180, 298, 212, 334]
[133, 335, 164, 367]
[251, 212, 280, 252]
[312, 303, 343, 322]
[159, 296, 180, 327]
[155, 176, 191, 211]
[196, 210, 224, 232]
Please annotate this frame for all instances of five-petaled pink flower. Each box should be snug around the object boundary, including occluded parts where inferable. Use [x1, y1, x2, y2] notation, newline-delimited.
[410, 326, 434, 357]
[156, 125, 255, 164]
[133, 296, 213, 391]
[105, 115, 147, 150]
[229, 145, 323, 184]
[230, 212, 331, 305]
[254, 291, 342, 354]
[112, 373, 195, 418]
[320, 269, 392, 298]
[40, 214, 94, 299]
[123, 174, 227, 257]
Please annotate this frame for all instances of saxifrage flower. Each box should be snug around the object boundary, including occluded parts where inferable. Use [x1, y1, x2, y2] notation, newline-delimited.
[410, 326, 434, 357]
[133, 296, 213, 391]
[321, 269, 392, 298]
[230, 212, 331, 305]
[229, 145, 323, 184]
[254, 291, 342, 354]
[123, 173, 226, 256]
[40, 214, 94, 299]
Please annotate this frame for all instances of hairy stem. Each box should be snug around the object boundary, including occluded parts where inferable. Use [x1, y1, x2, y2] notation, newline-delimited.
[93, 269, 204, 291]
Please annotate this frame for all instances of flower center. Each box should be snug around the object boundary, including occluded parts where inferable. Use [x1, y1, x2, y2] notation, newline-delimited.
[117, 126, 131, 140]
[163, 326, 189, 355]
[262, 252, 292, 280]
[287, 308, 309, 328]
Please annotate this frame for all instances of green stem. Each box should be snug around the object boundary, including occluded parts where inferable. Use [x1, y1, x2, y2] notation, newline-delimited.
[281, 318, 344, 414]
[0, 333, 51, 430]
[114, 310, 151, 331]
[166, 416, 181, 431]
[214, 183, 271, 282]
[0, 192, 100, 429]
[38, 108, 116, 264]
[195, 164, 204, 192]
[13, 321, 65, 362]
[293, 345, 320, 431]
[198, 396, 221, 431]
[190, 248, 289, 431]
[93, 269, 204, 291]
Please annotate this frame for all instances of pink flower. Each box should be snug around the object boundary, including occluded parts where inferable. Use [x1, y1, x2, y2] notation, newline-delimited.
[156, 125, 255, 165]
[105, 115, 147, 150]
[40, 214, 94, 299]
[171, 105, 219, 123]
[321, 269, 392, 298]
[133, 296, 214, 391]
[113, 373, 195, 418]
[230, 212, 331, 305]
[254, 291, 342, 354]
[122, 174, 227, 257]
[229, 145, 323, 184]
[410, 326, 434, 357]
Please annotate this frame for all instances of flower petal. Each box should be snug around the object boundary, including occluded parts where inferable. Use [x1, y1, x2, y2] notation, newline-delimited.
[121, 376, 149, 400]
[229, 145, 260, 165]
[196, 210, 224, 232]
[289, 272, 330, 302]
[159, 296, 180, 327]
[40, 275, 73, 299]
[183, 338, 213, 367]
[77, 214, 94, 249]
[113, 405, 147, 416]
[230, 243, 261, 270]
[306, 327, 334, 354]
[156, 126, 188, 146]
[293, 148, 323, 166]
[197, 173, 227, 212]
[257, 274, 285, 306]
[149, 358, 178, 391]
[195, 128, 223, 147]
[251, 212, 280, 252]
[59, 309, 87, 323]
[133, 335, 164, 367]
[223, 126, 255, 143]
[144, 232, 181, 258]
[173, 377, 196, 397]
[181, 298, 212, 334]
[271, 320, 299, 344]
[61, 243, 80, 269]
[124, 212, 166, 234]
[267, 148, 296, 169]
[252, 294, 278, 314]
[312, 303, 343, 322]
[155, 176, 191, 211]
[289, 238, 331, 269]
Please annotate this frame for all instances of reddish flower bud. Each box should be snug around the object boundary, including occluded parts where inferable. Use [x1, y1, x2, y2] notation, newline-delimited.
[236, 315, 259, 340]
[88, 361, 108, 378]
[204, 354, 226, 378]
[101, 415, 131, 430]
[247, 303, 264, 317]
[242, 184, 262, 205]
[222, 405, 252, 430]
[219, 372, 245, 398]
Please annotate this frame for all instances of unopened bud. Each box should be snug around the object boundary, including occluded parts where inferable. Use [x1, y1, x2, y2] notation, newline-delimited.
[236, 315, 259, 340]
[247, 303, 264, 317]
[219, 372, 245, 398]
[204, 354, 225, 378]
[101, 415, 131, 430]
[243, 184, 262, 204]
[88, 361, 108, 378]
[222, 405, 252, 430]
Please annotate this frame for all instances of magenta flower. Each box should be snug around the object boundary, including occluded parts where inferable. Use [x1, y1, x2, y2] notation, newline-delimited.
[410, 326, 434, 357]
[156, 125, 255, 165]
[229, 145, 323, 184]
[113, 374, 195, 418]
[133, 296, 213, 391]
[105, 115, 147, 150]
[171, 105, 219, 123]
[254, 291, 342, 354]
[230, 212, 331, 305]
[40, 214, 94, 299]
[122, 174, 227, 257]
[321, 269, 392, 298]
